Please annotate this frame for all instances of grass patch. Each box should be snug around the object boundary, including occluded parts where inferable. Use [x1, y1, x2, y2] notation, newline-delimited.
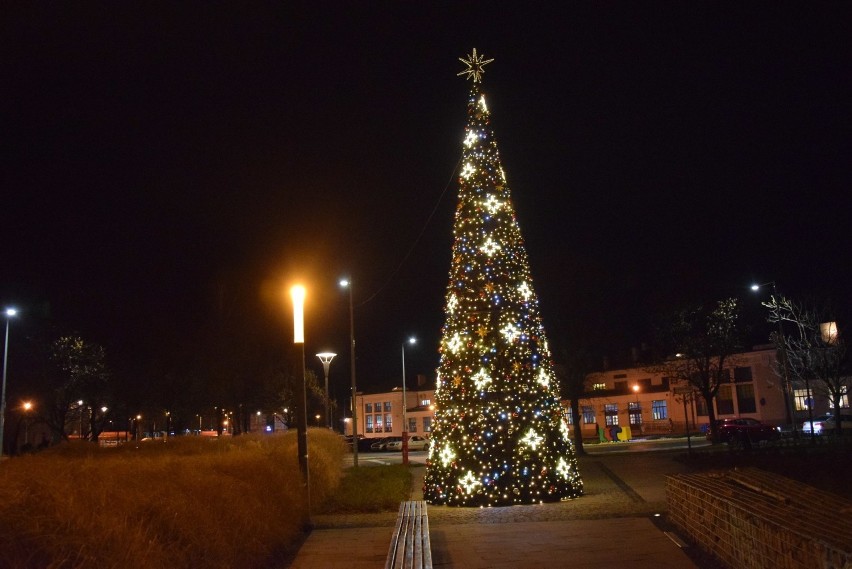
[318, 464, 412, 513]
[0, 429, 344, 569]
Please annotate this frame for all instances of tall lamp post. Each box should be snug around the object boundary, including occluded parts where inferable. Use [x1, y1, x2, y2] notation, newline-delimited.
[340, 279, 359, 467]
[316, 352, 336, 429]
[291, 285, 311, 528]
[401, 337, 416, 465]
[0, 307, 17, 457]
[752, 281, 796, 434]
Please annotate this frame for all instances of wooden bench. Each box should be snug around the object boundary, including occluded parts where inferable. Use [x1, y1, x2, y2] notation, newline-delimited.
[385, 500, 433, 569]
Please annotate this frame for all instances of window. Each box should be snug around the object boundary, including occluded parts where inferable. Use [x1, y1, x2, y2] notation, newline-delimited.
[423, 417, 432, 432]
[733, 367, 753, 382]
[717, 385, 734, 415]
[365, 415, 374, 433]
[604, 404, 619, 426]
[420, 398, 431, 406]
[737, 384, 756, 413]
[582, 406, 595, 424]
[628, 401, 642, 426]
[614, 381, 627, 392]
[375, 414, 383, 431]
[638, 378, 652, 389]
[696, 397, 709, 416]
[842, 386, 849, 409]
[384, 401, 392, 412]
[652, 400, 668, 420]
[592, 383, 606, 391]
[794, 389, 814, 411]
[384, 414, 393, 432]
[365, 403, 373, 414]
[408, 418, 417, 432]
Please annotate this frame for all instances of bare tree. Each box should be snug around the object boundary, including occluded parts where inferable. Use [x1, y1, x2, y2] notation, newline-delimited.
[763, 296, 849, 434]
[650, 298, 743, 444]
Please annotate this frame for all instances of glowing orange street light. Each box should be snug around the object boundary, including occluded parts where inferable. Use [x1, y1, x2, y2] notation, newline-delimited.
[290, 284, 311, 528]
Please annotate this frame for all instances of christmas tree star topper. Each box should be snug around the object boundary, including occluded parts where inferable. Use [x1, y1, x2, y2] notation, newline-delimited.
[457, 48, 494, 83]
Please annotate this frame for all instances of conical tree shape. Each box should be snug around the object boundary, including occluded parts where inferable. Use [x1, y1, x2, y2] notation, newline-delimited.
[424, 50, 583, 507]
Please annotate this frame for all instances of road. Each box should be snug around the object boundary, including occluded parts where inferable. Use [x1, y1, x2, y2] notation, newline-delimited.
[343, 436, 711, 467]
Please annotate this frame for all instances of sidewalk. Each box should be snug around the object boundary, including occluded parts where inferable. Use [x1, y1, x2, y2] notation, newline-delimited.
[289, 452, 702, 568]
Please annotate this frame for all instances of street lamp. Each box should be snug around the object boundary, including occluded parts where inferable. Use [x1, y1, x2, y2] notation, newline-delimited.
[316, 352, 337, 429]
[340, 278, 359, 467]
[401, 337, 416, 466]
[632, 384, 642, 436]
[290, 284, 311, 527]
[1, 307, 18, 457]
[752, 281, 796, 434]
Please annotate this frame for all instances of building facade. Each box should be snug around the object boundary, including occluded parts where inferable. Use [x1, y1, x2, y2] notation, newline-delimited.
[349, 387, 436, 439]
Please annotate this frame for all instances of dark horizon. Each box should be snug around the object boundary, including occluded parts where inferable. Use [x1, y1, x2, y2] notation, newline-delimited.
[2, 4, 850, 403]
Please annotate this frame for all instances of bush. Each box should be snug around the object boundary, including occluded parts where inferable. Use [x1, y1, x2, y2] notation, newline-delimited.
[0, 429, 345, 569]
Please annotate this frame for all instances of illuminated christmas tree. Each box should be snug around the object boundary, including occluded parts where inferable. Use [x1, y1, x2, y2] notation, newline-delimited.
[423, 50, 583, 507]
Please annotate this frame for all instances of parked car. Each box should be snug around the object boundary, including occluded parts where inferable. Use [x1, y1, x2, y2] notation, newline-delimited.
[708, 418, 781, 446]
[385, 435, 430, 451]
[802, 414, 852, 435]
[801, 414, 833, 435]
[370, 437, 402, 451]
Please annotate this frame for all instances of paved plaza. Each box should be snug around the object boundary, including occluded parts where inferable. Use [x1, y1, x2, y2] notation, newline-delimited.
[289, 447, 710, 568]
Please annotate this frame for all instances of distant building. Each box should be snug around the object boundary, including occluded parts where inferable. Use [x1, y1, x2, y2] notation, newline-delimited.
[348, 384, 436, 439]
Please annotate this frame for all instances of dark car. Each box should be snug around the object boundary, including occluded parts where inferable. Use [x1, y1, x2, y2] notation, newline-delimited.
[708, 418, 780, 447]
[370, 436, 402, 451]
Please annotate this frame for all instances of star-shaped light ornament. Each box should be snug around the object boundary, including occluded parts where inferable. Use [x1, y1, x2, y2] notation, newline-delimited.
[447, 293, 459, 315]
[457, 48, 494, 83]
[537, 368, 551, 388]
[472, 368, 492, 390]
[556, 457, 572, 479]
[439, 444, 456, 467]
[521, 428, 544, 451]
[447, 334, 463, 354]
[483, 195, 503, 214]
[464, 130, 478, 148]
[518, 281, 532, 301]
[501, 323, 520, 343]
[461, 162, 475, 179]
[481, 237, 501, 256]
[459, 470, 481, 494]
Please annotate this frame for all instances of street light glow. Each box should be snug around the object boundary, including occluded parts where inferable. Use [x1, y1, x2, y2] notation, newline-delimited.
[4, 308, 16, 317]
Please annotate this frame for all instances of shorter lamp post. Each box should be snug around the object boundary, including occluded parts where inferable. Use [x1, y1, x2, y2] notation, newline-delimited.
[401, 337, 416, 465]
[22, 401, 33, 446]
[316, 352, 336, 429]
[632, 385, 642, 436]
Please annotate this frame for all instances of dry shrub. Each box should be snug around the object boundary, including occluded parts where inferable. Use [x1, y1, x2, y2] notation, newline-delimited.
[0, 429, 345, 568]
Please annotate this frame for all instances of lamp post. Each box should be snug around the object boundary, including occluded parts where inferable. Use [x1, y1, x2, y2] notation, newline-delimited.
[1, 308, 18, 457]
[632, 384, 642, 436]
[401, 337, 416, 465]
[340, 278, 359, 467]
[22, 401, 33, 446]
[316, 352, 336, 429]
[752, 281, 796, 434]
[290, 284, 311, 528]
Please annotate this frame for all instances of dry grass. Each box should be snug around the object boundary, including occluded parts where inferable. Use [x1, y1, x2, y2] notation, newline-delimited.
[0, 429, 344, 569]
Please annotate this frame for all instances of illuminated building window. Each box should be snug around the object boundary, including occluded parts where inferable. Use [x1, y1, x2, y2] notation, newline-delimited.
[408, 418, 417, 432]
[582, 406, 595, 424]
[592, 383, 605, 391]
[384, 413, 393, 432]
[628, 401, 642, 426]
[652, 400, 668, 420]
[423, 417, 432, 432]
[365, 403, 372, 413]
[604, 404, 619, 426]
[384, 401, 392, 412]
[365, 415, 374, 434]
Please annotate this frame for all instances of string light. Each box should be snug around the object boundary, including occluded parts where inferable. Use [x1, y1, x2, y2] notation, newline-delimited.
[424, 50, 583, 507]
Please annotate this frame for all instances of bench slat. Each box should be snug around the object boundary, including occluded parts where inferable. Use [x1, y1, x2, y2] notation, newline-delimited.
[386, 500, 432, 569]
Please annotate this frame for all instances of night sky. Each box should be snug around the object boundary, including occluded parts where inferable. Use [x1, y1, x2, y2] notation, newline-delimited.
[2, 3, 850, 395]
